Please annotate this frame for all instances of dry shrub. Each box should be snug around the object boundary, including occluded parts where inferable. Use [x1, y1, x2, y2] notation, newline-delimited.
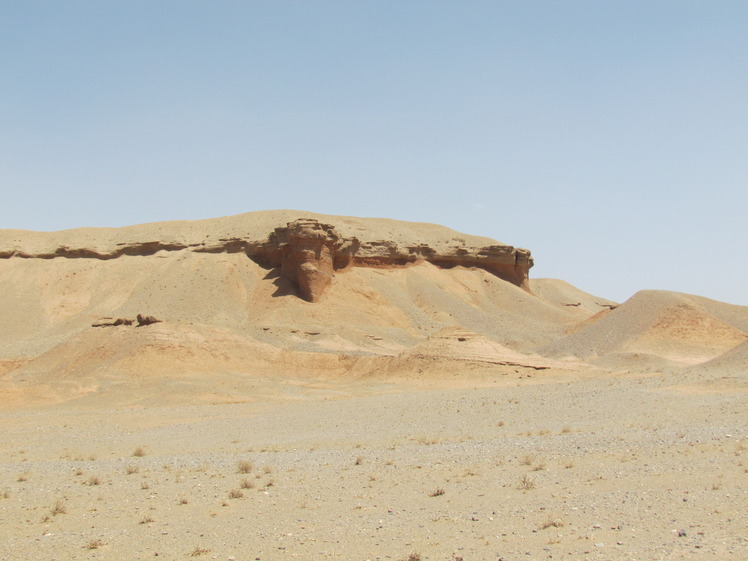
[51, 498, 67, 516]
[539, 516, 564, 529]
[86, 539, 105, 549]
[517, 474, 536, 490]
[237, 460, 253, 474]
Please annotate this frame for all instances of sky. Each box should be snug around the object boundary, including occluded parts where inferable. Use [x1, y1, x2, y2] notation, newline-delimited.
[1, 1, 746, 305]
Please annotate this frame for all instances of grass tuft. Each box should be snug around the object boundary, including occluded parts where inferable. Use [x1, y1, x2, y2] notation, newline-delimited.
[517, 474, 536, 490]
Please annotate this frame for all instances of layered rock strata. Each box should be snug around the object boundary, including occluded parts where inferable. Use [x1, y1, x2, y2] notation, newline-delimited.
[0, 217, 533, 302]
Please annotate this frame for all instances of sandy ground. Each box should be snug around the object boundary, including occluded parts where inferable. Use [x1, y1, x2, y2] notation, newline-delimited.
[1, 370, 746, 561]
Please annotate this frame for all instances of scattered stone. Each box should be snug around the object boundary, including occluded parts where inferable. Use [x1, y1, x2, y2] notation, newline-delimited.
[137, 314, 161, 326]
[92, 317, 133, 327]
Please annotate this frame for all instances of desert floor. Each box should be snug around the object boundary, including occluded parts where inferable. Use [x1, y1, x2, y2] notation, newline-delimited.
[1, 370, 746, 561]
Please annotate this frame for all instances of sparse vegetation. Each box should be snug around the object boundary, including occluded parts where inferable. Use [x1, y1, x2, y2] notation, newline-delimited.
[178, 497, 189, 505]
[86, 475, 101, 486]
[50, 498, 67, 516]
[140, 515, 154, 524]
[517, 474, 536, 490]
[140, 481, 150, 490]
[240, 478, 254, 489]
[539, 516, 564, 529]
[228, 489, 244, 499]
[86, 539, 105, 549]
[520, 454, 535, 466]
[354, 456, 363, 465]
[189, 546, 210, 557]
[415, 435, 440, 445]
[125, 465, 140, 475]
[237, 460, 253, 474]
[133, 447, 146, 457]
[429, 488, 445, 497]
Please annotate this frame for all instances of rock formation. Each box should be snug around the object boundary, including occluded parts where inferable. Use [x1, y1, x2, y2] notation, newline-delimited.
[250, 219, 533, 302]
[0, 214, 534, 303]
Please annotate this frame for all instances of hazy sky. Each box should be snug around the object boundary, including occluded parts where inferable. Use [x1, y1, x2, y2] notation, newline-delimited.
[2, 1, 746, 305]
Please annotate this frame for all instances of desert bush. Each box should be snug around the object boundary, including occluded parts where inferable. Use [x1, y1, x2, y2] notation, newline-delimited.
[237, 460, 253, 474]
[51, 498, 67, 515]
[531, 460, 546, 471]
[86, 539, 105, 549]
[517, 474, 536, 490]
[429, 488, 445, 497]
[539, 516, 564, 529]
[132, 447, 146, 457]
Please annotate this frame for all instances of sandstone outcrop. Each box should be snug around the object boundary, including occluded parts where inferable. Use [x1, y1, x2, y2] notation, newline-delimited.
[0, 214, 533, 303]
[247, 219, 533, 302]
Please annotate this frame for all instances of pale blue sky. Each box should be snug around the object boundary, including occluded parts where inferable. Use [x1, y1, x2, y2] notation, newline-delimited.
[2, 1, 746, 305]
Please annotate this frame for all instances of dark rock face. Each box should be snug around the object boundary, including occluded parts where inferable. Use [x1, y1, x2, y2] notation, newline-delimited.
[278, 220, 341, 303]
[136, 314, 161, 326]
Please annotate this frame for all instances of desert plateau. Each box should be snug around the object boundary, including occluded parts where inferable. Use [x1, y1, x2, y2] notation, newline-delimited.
[0, 210, 746, 561]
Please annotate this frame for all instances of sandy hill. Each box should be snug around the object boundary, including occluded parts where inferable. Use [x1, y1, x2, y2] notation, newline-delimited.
[1, 210, 745, 406]
[541, 290, 748, 369]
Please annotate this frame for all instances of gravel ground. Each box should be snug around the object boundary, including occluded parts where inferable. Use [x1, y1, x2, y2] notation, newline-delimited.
[1, 371, 746, 561]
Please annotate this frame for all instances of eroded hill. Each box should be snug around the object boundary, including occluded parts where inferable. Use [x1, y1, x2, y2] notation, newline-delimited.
[0, 211, 745, 407]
